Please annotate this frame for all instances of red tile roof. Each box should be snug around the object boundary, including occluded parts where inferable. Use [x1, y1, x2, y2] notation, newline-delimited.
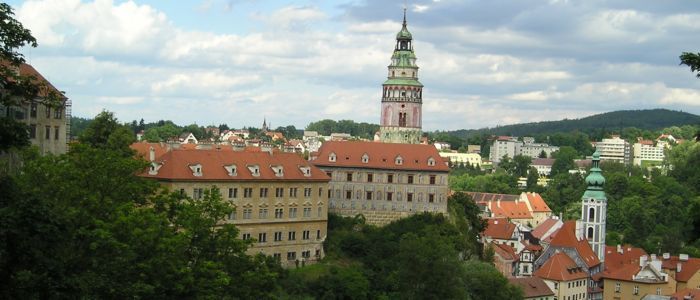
[312, 141, 449, 172]
[671, 288, 700, 300]
[549, 221, 600, 268]
[532, 218, 562, 240]
[2, 62, 64, 98]
[467, 192, 519, 202]
[483, 218, 516, 240]
[139, 147, 330, 182]
[534, 252, 589, 281]
[525, 192, 551, 212]
[509, 277, 555, 298]
[604, 245, 647, 270]
[131, 142, 169, 160]
[661, 255, 700, 282]
[599, 263, 642, 282]
[492, 242, 519, 261]
[532, 158, 555, 166]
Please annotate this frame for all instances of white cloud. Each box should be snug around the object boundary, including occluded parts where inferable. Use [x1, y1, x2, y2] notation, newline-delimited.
[660, 88, 700, 106]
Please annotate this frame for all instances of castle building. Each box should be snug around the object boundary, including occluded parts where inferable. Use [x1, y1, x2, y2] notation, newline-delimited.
[132, 143, 330, 267]
[310, 141, 449, 226]
[379, 10, 424, 144]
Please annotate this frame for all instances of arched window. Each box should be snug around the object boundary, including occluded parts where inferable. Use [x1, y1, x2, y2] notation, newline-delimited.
[589, 207, 595, 221]
[329, 152, 336, 162]
[587, 227, 594, 240]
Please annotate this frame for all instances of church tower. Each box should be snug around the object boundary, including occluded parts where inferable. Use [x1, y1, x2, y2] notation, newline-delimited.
[580, 150, 607, 266]
[379, 9, 423, 144]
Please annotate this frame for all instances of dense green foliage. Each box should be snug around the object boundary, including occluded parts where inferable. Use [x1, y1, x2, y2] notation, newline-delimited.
[680, 52, 700, 78]
[305, 119, 379, 139]
[282, 192, 521, 299]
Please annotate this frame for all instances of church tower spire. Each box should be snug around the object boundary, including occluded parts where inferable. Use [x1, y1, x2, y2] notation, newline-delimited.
[581, 150, 607, 266]
[379, 10, 423, 144]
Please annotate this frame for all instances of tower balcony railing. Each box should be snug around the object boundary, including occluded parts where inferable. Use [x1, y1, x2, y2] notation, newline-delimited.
[382, 97, 422, 102]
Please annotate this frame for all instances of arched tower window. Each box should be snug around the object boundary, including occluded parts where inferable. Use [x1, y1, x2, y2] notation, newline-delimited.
[399, 112, 407, 127]
[589, 207, 595, 221]
[587, 227, 594, 240]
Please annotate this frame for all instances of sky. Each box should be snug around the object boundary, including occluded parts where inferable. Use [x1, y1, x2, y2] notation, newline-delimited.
[7, 0, 700, 130]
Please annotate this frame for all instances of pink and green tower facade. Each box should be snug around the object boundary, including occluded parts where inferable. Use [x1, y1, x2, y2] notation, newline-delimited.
[379, 11, 424, 144]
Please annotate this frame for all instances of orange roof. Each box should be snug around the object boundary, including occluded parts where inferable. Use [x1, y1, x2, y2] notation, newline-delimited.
[140, 148, 330, 182]
[492, 242, 519, 261]
[483, 218, 516, 240]
[509, 277, 554, 298]
[599, 263, 642, 282]
[131, 142, 170, 160]
[522, 240, 543, 252]
[532, 218, 561, 239]
[3, 62, 64, 98]
[312, 141, 449, 172]
[671, 288, 700, 300]
[661, 255, 700, 282]
[525, 192, 551, 212]
[604, 245, 647, 270]
[534, 252, 588, 281]
[467, 192, 519, 202]
[467, 192, 533, 219]
[549, 221, 600, 268]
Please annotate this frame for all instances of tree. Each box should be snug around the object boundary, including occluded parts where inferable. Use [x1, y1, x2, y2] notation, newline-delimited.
[550, 146, 577, 176]
[512, 155, 532, 178]
[462, 260, 523, 300]
[78, 110, 134, 155]
[526, 166, 539, 190]
[538, 150, 547, 158]
[680, 52, 700, 78]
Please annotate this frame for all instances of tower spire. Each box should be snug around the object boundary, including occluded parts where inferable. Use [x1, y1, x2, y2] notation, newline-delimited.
[403, 7, 407, 28]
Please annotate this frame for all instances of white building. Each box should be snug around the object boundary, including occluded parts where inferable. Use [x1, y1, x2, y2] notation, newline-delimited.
[303, 131, 322, 153]
[595, 136, 630, 165]
[490, 136, 559, 164]
[433, 142, 451, 151]
[490, 136, 519, 163]
[532, 158, 555, 176]
[632, 140, 665, 166]
[439, 152, 482, 167]
[519, 138, 559, 159]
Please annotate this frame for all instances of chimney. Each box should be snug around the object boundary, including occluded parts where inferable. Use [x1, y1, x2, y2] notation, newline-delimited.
[680, 254, 689, 261]
[651, 254, 657, 261]
[677, 263, 682, 273]
[149, 146, 155, 162]
[663, 253, 670, 260]
[640, 255, 648, 267]
[617, 244, 623, 254]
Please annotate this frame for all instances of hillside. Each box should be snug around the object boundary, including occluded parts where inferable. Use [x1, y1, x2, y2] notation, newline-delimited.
[446, 109, 700, 139]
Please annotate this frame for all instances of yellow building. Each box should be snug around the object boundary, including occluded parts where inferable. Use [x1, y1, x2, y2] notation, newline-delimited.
[311, 141, 449, 226]
[533, 252, 589, 300]
[661, 254, 700, 292]
[439, 151, 482, 167]
[601, 255, 675, 300]
[133, 143, 330, 267]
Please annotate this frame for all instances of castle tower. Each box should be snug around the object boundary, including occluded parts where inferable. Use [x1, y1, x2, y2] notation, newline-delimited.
[581, 150, 607, 265]
[379, 9, 423, 144]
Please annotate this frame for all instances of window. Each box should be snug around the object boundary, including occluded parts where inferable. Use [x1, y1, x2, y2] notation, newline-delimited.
[554, 282, 558, 290]
[30, 102, 37, 118]
[523, 265, 528, 273]
[398, 112, 407, 127]
[273, 253, 281, 260]
[179, 189, 185, 196]
[362, 154, 369, 163]
[260, 188, 268, 197]
[317, 207, 322, 217]
[303, 207, 311, 217]
[45, 125, 50, 139]
[54, 107, 62, 119]
[287, 251, 296, 260]
[302, 230, 310, 240]
[387, 192, 393, 201]
[345, 190, 352, 200]
[289, 207, 297, 218]
[288, 231, 296, 241]
[258, 208, 268, 219]
[407, 175, 414, 184]
[367, 173, 373, 182]
[304, 188, 312, 197]
[243, 208, 252, 219]
[587, 227, 594, 240]
[387, 174, 394, 183]
[429, 175, 436, 185]
[346, 172, 353, 181]
[275, 187, 284, 197]
[274, 231, 283, 241]
[29, 124, 36, 139]
[327, 189, 332, 198]
[366, 191, 373, 200]
[289, 188, 298, 197]
[227, 210, 236, 220]
[244, 188, 253, 198]
[54, 126, 60, 140]
[329, 152, 336, 162]
[589, 207, 595, 220]
[258, 233, 267, 243]
[407, 193, 413, 202]
[656, 288, 661, 295]
[228, 188, 238, 198]
[302, 250, 311, 258]
[633, 285, 639, 295]
[242, 233, 251, 240]
[318, 187, 323, 197]
[429, 194, 435, 203]
[395, 156, 403, 165]
[45, 106, 51, 118]
[193, 188, 204, 199]
[317, 229, 321, 239]
[275, 208, 283, 219]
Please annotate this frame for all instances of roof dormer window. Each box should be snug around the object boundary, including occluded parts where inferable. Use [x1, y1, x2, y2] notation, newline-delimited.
[148, 162, 162, 175]
[329, 152, 336, 162]
[189, 163, 203, 177]
[299, 166, 311, 177]
[271, 165, 284, 177]
[427, 157, 436, 166]
[395, 155, 403, 165]
[224, 164, 237, 176]
[247, 165, 260, 177]
[362, 153, 369, 164]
